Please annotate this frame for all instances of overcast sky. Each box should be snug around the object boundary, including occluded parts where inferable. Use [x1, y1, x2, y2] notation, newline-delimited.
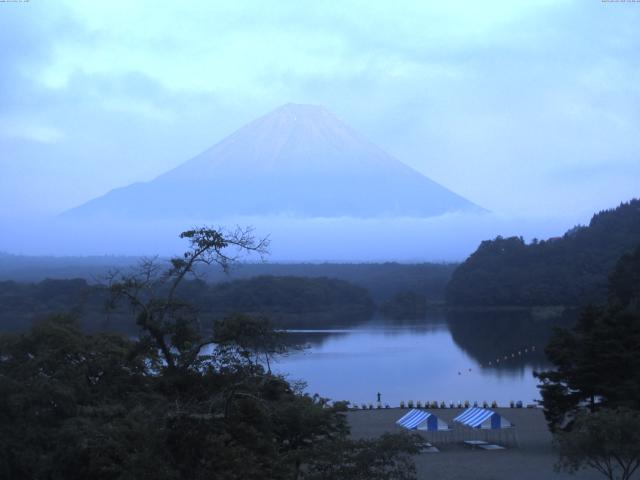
[1, 0, 638, 223]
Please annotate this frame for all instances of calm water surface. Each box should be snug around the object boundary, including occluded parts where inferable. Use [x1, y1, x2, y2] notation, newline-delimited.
[274, 311, 561, 407]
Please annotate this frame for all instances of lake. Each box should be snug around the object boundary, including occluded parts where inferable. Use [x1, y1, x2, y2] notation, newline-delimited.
[273, 310, 571, 407]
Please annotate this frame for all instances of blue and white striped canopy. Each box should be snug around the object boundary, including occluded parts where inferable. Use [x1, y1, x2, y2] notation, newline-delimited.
[453, 407, 511, 429]
[396, 409, 445, 431]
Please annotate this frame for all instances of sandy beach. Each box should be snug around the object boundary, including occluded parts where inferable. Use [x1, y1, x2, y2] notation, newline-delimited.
[347, 408, 604, 480]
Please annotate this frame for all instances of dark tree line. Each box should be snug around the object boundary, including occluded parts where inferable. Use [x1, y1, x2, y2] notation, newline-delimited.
[379, 291, 430, 320]
[447, 199, 640, 306]
[0, 275, 374, 333]
[0, 254, 458, 304]
[205, 275, 374, 326]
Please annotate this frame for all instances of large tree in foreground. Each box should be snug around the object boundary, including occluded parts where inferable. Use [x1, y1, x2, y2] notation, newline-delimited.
[536, 246, 640, 480]
[535, 245, 640, 432]
[0, 227, 422, 480]
[107, 226, 269, 372]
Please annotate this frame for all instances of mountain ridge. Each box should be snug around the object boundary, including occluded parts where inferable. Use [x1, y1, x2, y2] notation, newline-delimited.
[64, 103, 484, 219]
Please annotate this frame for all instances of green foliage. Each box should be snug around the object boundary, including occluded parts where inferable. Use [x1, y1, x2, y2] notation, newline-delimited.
[608, 245, 640, 310]
[447, 199, 640, 306]
[0, 257, 458, 305]
[0, 227, 420, 479]
[554, 408, 640, 480]
[0, 315, 418, 479]
[380, 291, 429, 319]
[536, 247, 640, 431]
[0, 278, 93, 331]
[0, 316, 158, 480]
[0, 275, 375, 333]
[213, 314, 289, 372]
[303, 432, 422, 480]
[536, 307, 640, 430]
[205, 275, 375, 326]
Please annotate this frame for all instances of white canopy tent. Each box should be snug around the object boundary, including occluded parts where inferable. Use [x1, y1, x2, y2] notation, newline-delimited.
[452, 407, 518, 447]
[453, 407, 512, 430]
[396, 409, 449, 431]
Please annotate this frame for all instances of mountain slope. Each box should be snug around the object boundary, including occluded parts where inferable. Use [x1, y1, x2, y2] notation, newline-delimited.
[446, 199, 640, 306]
[64, 103, 483, 219]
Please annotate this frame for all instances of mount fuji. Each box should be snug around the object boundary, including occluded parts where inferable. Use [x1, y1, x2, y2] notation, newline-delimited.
[64, 103, 483, 219]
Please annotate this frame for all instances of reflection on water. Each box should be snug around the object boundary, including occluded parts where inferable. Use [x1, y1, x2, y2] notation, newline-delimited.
[274, 311, 574, 406]
[446, 310, 566, 372]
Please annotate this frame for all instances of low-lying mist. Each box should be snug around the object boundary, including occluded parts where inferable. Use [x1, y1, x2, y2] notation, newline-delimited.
[1, 211, 587, 262]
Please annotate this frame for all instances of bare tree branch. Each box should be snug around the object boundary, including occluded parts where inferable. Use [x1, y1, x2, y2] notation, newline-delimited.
[105, 226, 269, 372]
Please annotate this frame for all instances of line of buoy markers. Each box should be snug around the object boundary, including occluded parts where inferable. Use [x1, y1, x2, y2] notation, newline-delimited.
[453, 345, 538, 375]
[486, 345, 536, 367]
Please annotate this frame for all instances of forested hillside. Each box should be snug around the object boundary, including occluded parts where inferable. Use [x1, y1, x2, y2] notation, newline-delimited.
[0, 276, 374, 333]
[0, 258, 456, 303]
[446, 199, 640, 306]
[204, 276, 374, 325]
